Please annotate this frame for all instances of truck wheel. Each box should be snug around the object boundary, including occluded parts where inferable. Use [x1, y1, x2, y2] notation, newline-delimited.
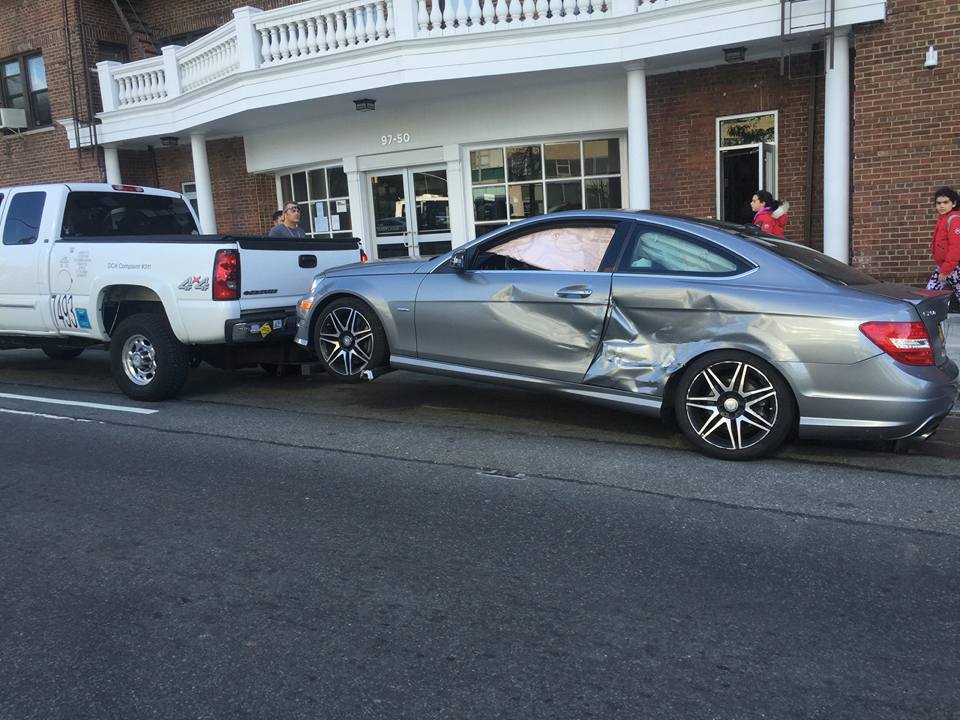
[110, 313, 189, 401]
[314, 298, 388, 382]
[42, 346, 84, 360]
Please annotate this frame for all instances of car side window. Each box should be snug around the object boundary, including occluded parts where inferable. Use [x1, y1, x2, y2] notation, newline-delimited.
[2, 191, 45, 246]
[620, 227, 743, 275]
[474, 225, 617, 272]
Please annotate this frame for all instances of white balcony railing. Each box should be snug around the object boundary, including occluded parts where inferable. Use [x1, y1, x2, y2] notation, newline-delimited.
[96, 0, 688, 111]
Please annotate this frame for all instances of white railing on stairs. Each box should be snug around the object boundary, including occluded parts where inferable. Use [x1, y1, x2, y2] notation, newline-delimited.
[179, 22, 241, 93]
[414, 0, 610, 34]
[113, 57, 167, 108]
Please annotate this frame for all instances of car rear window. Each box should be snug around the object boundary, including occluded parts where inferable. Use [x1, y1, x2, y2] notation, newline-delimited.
[747, 235, 878, 286]
[62, 191, 199, 237]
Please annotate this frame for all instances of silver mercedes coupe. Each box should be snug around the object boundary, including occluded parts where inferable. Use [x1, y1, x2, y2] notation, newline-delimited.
[294, 211, 958, 460]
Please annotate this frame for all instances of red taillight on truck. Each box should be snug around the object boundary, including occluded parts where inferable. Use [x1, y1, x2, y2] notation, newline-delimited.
[212, 249, 240, 300]
[859, 321, 934, 366]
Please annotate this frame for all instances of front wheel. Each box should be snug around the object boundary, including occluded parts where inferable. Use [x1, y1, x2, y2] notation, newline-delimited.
[314, 298, 388, 382]
[110, 313, 189, 401]
[674, 351, 795, 461]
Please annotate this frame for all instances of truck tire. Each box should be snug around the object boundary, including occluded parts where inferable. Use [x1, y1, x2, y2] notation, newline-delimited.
[110, 313, 189, 401]
[42, 346, 84, 360]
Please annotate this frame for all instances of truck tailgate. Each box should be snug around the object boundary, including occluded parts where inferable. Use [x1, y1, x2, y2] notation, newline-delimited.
[236, 237, 360, 311]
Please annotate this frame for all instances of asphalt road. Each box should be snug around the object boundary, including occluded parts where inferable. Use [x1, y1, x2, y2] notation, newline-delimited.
[1, 349, 959, 719]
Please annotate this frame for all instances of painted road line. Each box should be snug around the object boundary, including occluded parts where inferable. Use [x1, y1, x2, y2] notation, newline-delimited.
[0, 408, 97, 423]
[0, 392, 159, 415]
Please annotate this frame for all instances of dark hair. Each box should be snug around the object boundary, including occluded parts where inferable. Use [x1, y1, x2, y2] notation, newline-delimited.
[753, 189, 780, 211]
[272, 210, 283, 222]
[934, 187, 960, 206]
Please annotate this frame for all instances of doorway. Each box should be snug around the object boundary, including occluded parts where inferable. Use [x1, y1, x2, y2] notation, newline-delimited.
[367, 166, 452, 259]
[719, 142, 776, 224]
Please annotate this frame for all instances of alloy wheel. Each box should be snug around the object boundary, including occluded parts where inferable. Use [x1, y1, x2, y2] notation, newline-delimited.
[684, 360, 779, 451]
[121, 333, 157, 386]
[317, 306, 375, 377]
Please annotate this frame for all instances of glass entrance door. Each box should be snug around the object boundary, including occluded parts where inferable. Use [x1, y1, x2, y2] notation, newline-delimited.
[368, 166, 452, 259]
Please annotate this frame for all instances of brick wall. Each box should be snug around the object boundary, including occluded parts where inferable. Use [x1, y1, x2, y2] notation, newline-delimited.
[648, 55, 824, 250]
[137, 0, 303, 43]
[852, 1, 960, 284]
[0, 0, 128, 187]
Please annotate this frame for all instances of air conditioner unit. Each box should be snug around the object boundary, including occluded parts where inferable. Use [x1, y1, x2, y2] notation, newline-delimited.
[0, 108, 27, 130]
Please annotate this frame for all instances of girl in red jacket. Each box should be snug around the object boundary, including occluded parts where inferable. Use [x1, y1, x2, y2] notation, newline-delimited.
[750, 190, 789, 237]
[925, 186, 960, 307]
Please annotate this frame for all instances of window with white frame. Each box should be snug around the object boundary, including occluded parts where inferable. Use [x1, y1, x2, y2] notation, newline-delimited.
[716, 112, 778, 224]
[279, 166, 352, 239]
[181, 182, 198, 215]
[470, 138, 623, 239]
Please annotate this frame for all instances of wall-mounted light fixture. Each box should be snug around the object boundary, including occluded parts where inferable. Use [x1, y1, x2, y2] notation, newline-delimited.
[159, 136, 179, 147]
[353, 98, 376, 112]
[723, 46, 746, 63]
[924, 45, 939, 68]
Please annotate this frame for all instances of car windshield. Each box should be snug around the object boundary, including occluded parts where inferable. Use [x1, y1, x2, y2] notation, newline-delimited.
[690, 218, 879, 287]
[62, 191, 199, 236]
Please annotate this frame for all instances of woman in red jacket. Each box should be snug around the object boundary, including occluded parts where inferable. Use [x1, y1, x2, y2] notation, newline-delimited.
[925, 186, 960, 307]
[750, 190, 789, 237]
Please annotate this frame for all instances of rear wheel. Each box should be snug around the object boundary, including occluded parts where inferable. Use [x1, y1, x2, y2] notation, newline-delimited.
[110, 313, 189, 401]
[674, 351, 794, 460]
[42, 346, 84, 360]
[314, 298, 388, 382]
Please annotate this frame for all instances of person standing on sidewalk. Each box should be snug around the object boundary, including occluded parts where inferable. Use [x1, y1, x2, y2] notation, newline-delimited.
[268, 203, 306, 238]
[750, 190, 789, 237]
[926, 187, 960, 310]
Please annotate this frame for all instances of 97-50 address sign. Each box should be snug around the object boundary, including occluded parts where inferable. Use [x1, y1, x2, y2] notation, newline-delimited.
[381, 133, 411, 146]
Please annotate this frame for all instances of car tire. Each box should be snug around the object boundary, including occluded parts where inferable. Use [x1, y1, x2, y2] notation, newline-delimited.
[314, 297, 388, 383]
[42, 346, 84, 360]
[674, 351, 795, 461]
[110, 313, 189, 401]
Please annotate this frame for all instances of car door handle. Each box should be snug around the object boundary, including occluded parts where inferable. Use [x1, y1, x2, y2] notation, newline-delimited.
[555, 285, 592, 299]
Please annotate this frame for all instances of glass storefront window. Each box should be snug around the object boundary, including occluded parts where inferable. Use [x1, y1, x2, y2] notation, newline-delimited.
[472, 137, 622, 237]
[278, 165, 352, 239]
[471, 148, 505, 184]
[545, 142, 581, 179]
[473, 186, 507, 222]
[508, 183, 544, 220]
[506, 145, 542, 183]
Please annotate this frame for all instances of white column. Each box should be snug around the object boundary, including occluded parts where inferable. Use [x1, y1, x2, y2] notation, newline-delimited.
[343, 157, 368, 256]
[389, 0, 419, 39]
[96, 61, 122, 112]
[103, 146, 121, 184]
[160, 46, 182, 98]
[233, 6, 264, 71]
[443, 144, 468, 248]
[626, 62, 651, 210]
[823, 29, 851, 263]
[190, 134, 217, 234]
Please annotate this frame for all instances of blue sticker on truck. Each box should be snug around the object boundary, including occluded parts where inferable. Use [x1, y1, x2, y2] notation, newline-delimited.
[75, 308, 91, 329]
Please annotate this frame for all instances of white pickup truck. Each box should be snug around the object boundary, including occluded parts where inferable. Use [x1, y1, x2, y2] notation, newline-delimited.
[0, 183, 362, 400]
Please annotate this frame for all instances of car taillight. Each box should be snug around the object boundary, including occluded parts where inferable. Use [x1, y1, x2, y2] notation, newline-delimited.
[859, 321, 934, 366]
[213, 249, 240, 300]
[360, 248, 368, 263]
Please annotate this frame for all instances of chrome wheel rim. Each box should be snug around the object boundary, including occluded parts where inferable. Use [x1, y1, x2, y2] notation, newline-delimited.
[684, 360, 779, 451]
[121, 333, 157, 386]
[317, 307, 374, 377]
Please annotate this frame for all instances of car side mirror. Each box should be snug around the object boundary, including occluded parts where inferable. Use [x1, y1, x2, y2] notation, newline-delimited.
[450, 251, 467, 273]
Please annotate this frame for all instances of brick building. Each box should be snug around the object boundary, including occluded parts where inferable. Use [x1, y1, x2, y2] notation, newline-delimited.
[0, 0, 956, 284]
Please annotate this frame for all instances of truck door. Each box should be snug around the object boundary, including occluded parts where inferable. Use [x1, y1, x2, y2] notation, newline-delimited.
[0, 189, 51, 333]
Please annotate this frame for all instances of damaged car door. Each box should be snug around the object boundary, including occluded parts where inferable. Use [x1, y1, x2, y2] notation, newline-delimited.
[583, 222, 757, 396]
[414, 220, 628, 382]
